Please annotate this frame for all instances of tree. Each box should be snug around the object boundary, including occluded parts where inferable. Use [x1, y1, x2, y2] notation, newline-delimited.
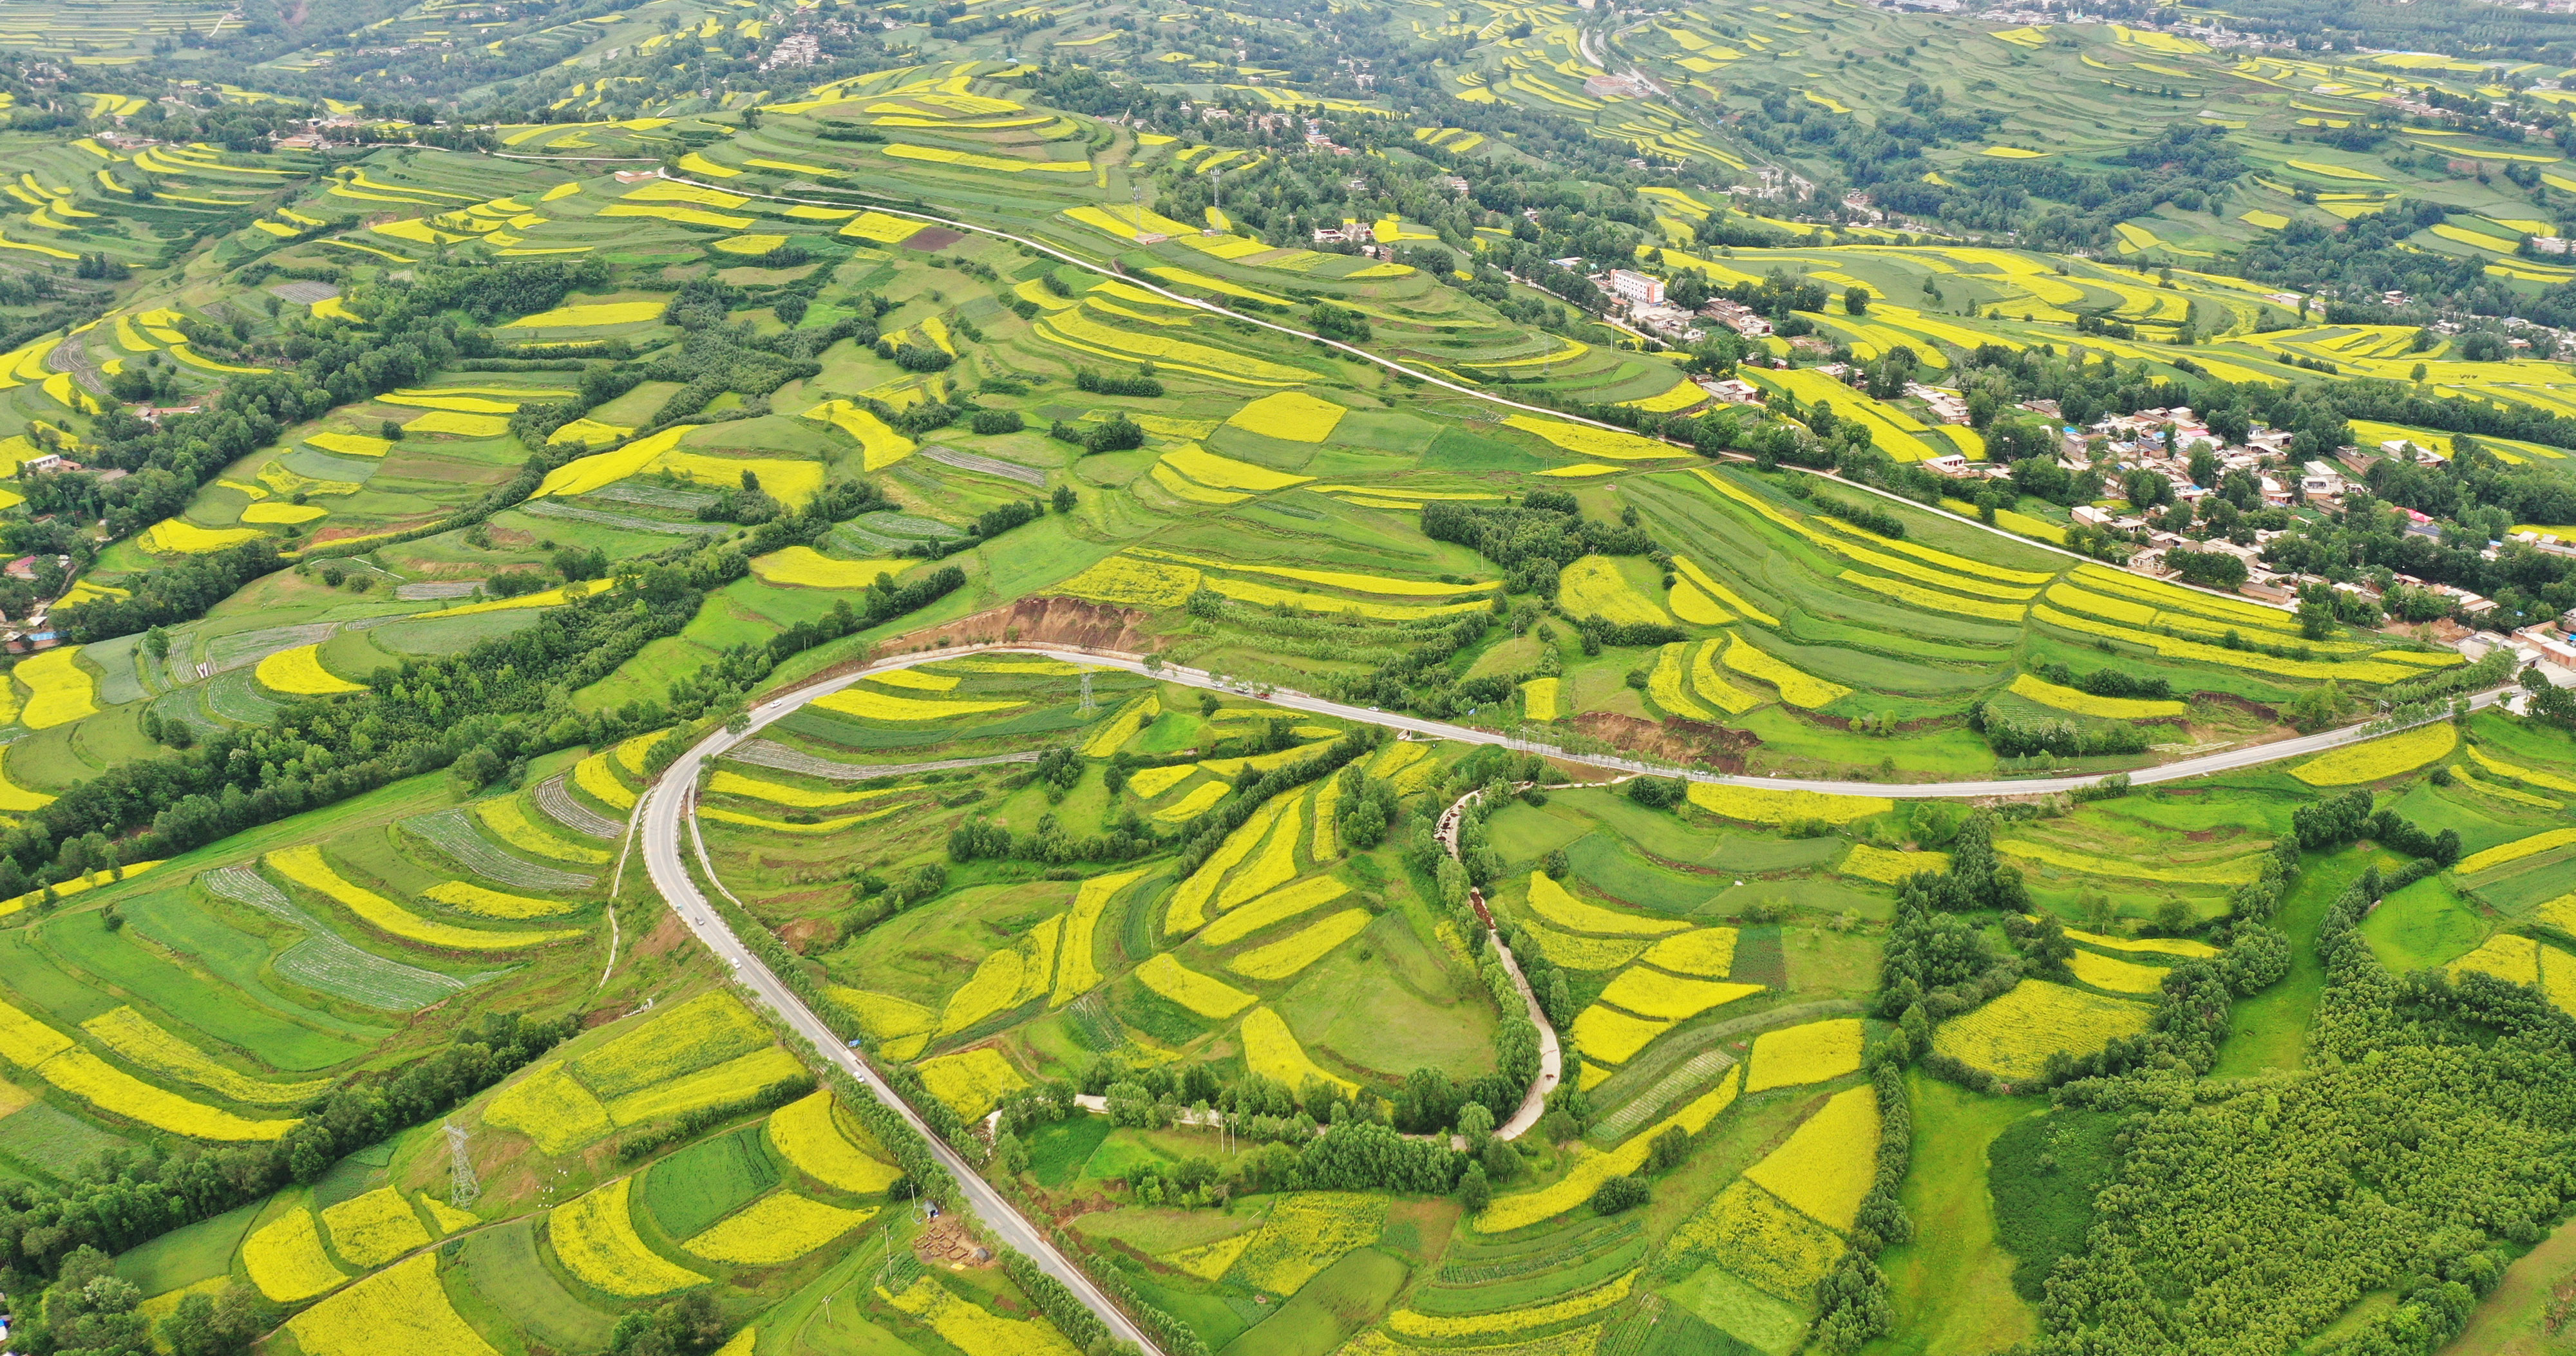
[1459, 1160, 1491, 1212]
[1457, 1101, 1495, 1152]
[1844, 284, 1869, 315]
[1590, 1174, 1649, 1214]
[160, 1285, 263, 1356]
[2281, 681, 2355, 733]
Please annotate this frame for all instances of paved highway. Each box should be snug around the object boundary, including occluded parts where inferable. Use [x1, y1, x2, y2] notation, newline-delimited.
[633, 637, 2495, 1347]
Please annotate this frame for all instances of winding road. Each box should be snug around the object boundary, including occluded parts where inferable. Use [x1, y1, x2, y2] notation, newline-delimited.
[631, 636, 2500, 1348]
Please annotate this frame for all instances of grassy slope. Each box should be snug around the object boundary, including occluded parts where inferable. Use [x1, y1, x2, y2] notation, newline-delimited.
[1868, 1072, 2038, 1356]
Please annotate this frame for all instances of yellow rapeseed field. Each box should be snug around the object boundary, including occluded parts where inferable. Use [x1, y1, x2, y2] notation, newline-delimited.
[1721, 634, 1851, 708]
[1239, 1005, 1353, 1095]
[1687, 782, 1891, 825]
[1234, 1192, 1388, 1295]
[2467, 744, 2576, 793]
[1635, 928, 1735, 976]
[1387, 1271, 1635, 1338]
[15, 646, 97, 728]
[1558, 554, 1671, 626]
[685, 1192, 876, 1263]
[706, 769, 896, 809]
[285, 1254, 496, 1356]
[1571, 1004, 1675, 1065]
[243, 1207, 349, 1302]
[551, 1177, 709, 1296]
[1166, 796, 1294, 935]
[2292, 722, 2461, 787]
[1503, 413, 1680, 460]
[885, 1276, 1083, 1356]
[814, 687, 1027, 721]
[321, 1185, 432, 1267]
[1135, 953, 1258, 1019]
[1217, 795, 1307, 910]
[1526, 872, 1689, 936]
[1839, 843, 1950, 883]
[1204, 876, 1348, 947]
[1932, 979, 2154, 1081]
[1226, 390, 1347, 441]
[1596, 968, 1763, 1021]
[751, 545, 909, 589]
[140, 519, 263, 554]
[423, 881, 580, 919]
[1056, 868, 1149, 1005]
[1666, 1179, 1845, 1299]
[1746, 1018, 1866, 1092]
[40, 1048, 299, 1140]
[1227, 909, 1369, 981]
[2458, 826, 2576, 875]
[269, 845, 580, 950]
[915, 1048, 1030, 1118]
[481, 1063, 614, 1154]
[1479, 1069, 1742, 1232]
[768, 1091, 903, 1194]
[1996, 839, 2262, 885]
[504, 301, 667, 327]
[80, 1006, 328, 1105]
[2007, 672, 2187, 719]
[2066, 948, 2170, 993]
[477, 796, 613, 865]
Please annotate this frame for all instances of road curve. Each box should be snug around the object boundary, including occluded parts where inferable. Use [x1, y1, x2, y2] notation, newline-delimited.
[637, 706, 1167, 1355]
[634, 638, 2495, 1348]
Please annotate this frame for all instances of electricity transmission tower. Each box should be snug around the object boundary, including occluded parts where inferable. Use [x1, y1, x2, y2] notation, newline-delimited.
[446, 1123, 480, 1208]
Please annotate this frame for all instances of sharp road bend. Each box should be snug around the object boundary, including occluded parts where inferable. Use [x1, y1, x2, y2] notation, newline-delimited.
[636, 638, 2501, 1346]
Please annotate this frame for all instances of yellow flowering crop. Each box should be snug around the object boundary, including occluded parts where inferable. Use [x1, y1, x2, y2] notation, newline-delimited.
[2008, 672, 2186, 719]
[936, 948, 1028, 1037]
[80, 1006, 328, 1105]
[1526, 921, 1647, 970]
[1666, 1179, 1845, 1299]
[286, 1254, 497, 1356]
[551, 1177, 709, 1297]
[2057, 925, 2218, 959]
[404, 410, 511, 437]
[1839, 843, 1950, 884]
[1746, 1084, 1880, 1230]
[269, 845, 580, 950]
[1225, 390, 1345, 442]
[1522, 676, 1561, 721]
[1227, 908, 1369, 981]
[916, 1048, 1030, 1118]
[254, 644, 365, 696]
[40, 1049, 298, 1139]
[1746, 1017, 1865, 1092]
[1570, 1004, 1674, 1065]
[1689, 639, 1762, 715]
[1162, 443, 1313, 491]
[2031, 604, 2432, 684]
[140, 519, 263, 554]
[814, 686, 1026, 722]
[1054, 867, 1146, 1004]
[1996, 839, 2263, 885]
[685, 1191, 876, 1263]
[0, 995, 70, 1066]
[1240, 1005, 1353, 1094]
[832, 987, 938, 1042]
[1235, 1192, 1387, 1295]
[751, 545, 909, 589]
[1059, 553, 1203, 608]
[2467, 744, 2576, 793]
[321, 1185, 432, 1267]
[706, 769, 896, 809]
[1165, 796, 1291, 934]
[1479, 1068, 1741, 1233]
[1387, 1270, 1635, 1338]
[484, 1063, 614, 1154]
[2458, 826, 2576, 875]
[578, 990, 768, 1095]
[1525, 872, 1688, 936]
[424, 881, 579, 919]
[1558, 554, 1670, 626]
[574, 750, 636, 810]
[882, 142, 1091, 173]
[1638, 938, 1741, 979]
[1162, 1232, 1255, 1282]
[2066, 948, 2170, 994]
[1722, 634, 1851, 708]
[477, 796, 612, 864]
[1595, 968, 1763, 1021]
[1128, 766, 1200, 799]
[15, 646, 97, 728]
[1204, 876, 1347, 947]
[611, 1048, 810, 1130]
[1082, 694, 1160, 757]
[1135, 953, 1257, 1019]
[768, 1091, 903, 1194]
[1648, 642, 1710, 720]
[1217, 795, 1307, 910]
[840, 212, 923, 244]
[803, 399, 917, 470]
[243, 1207, 348, 1302]
[1503, 413, 1679, 460]
[421, 1194, 480, 1235]
[2073, 563, 2304, 632]
[1932, 979, 2154, 1081]
[506, 301, 668, 328]
[2291, 723, 2459, 787]
[1841, 569, 2027, 621]
[701, 805, 896, 834]
[884, 1276, 1083, 1356]
[1687, 781, 1891, 825]
[1676, 554, 1777, 625]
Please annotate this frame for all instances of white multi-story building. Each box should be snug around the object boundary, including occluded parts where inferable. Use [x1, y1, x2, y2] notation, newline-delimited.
[1605, 268, 1666, 306]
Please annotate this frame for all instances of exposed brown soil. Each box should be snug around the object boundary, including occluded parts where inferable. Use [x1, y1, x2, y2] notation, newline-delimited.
[877, 595, 1159, 661]
[1574, 711, 1752, 772]
[780, 916, 837, 954]
[2188, 690, 2279, 722]
[914, 1215, 996, 1268]
[904, 227, 965, 250]
[633, 909, 696, 959]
